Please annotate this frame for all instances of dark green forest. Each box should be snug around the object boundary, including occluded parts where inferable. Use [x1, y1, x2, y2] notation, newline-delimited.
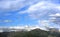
[0, 28, 60, 37]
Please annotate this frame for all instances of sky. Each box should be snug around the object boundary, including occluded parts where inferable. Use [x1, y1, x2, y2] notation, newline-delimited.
[0, 0, 60, 29]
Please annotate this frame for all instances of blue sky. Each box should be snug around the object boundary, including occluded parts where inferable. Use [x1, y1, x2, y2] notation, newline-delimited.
[0, 0, 60, 29]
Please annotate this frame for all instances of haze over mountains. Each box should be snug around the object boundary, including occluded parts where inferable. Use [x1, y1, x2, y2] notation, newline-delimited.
[0, 25, 60, 33]
[0, 25, 42, 32]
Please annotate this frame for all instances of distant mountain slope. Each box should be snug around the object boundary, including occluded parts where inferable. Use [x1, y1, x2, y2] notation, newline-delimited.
[0, 28, 60, 37]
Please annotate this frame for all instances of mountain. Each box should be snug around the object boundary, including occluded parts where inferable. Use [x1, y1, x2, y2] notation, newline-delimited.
[0, 25, 44, 32]
[0, 28, 60, 37]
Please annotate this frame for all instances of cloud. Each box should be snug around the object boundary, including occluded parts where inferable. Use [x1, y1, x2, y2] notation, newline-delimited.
[49, 13, 60, 16]
[17, 1, 60, 30]
[49, 17, 56, 22]
[0, 0, 60, 19]
[0, 0, 41, 13]
[0, 0, 60, 30]
[37, 20, 60, 30]
[38, 20, 50, 27]
[19, 1, 60, 19]
[0, 0, 25, 12]
[3, 20, 12, 23]
[0, 20, 12, 23]
[49, 13, 60, 22]
[35, 20, 50, 31]
[49, 13, 60, 25]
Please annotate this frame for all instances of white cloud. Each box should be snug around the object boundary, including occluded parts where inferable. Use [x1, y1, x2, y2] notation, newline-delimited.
[55, 6, 60, 10]
[9, 26, 25, 29]
[19, 1, 60, 19]
[0, 0, 41, 13]
[3, 20, 12, 23]
[38, 20, 50, 27]
[49, 17, 56, 20]
[0, 20, 12, 23]
[0, 0, 25, 12]
[49, 13, 60, 25]
[37, 20, 59, 31]
[34, 20, 50, 31]
[49, 13, 60, 16]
